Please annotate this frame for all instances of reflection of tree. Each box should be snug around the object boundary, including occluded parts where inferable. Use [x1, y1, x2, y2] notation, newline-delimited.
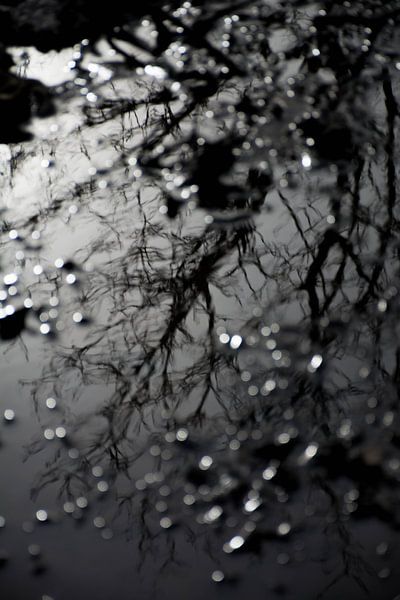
[28, 219, 261, 446]
[23, 130, 400, 593]
[0, 0, 400, 597]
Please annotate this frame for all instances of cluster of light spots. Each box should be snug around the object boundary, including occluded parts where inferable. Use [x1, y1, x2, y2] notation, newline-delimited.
[0, 5, 396, 589]
[343, 488, 359, 513]
[0, 304, 15, 319]
[87, 62, 113, 83]
[144, 65, 167, 80]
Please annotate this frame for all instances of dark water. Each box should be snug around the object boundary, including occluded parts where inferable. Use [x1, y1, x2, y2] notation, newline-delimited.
[1, 1, 400, 599]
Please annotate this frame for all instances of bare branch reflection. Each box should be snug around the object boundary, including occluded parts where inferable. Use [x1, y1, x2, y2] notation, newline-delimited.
[0, 0, 400, 597]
